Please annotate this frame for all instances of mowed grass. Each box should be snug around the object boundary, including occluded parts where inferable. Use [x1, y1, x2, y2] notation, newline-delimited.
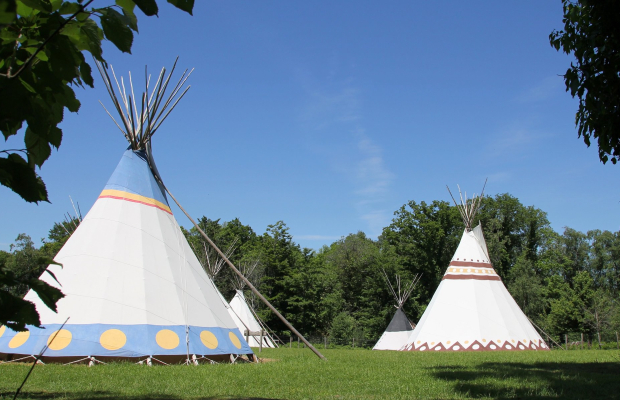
[1, 349, 619, 399]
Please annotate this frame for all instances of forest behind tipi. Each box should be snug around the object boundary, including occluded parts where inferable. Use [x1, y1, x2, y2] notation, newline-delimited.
[2, 193, 619, 348]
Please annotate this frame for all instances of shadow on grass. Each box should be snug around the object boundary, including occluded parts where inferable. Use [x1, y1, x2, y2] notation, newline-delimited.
[1, 392, 282, 400]
[430, 361, 620, 399]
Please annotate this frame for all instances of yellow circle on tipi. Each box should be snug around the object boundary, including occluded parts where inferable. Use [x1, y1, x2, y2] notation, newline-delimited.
[9, 331, 30, 348]
[228, 332, 242, 349]
[100, 329, 127, 351]
[47, 329, 72, 350]
[156, 329, 179, 349]
[200, 331, 218, 349]
[0, 325, 6, 338]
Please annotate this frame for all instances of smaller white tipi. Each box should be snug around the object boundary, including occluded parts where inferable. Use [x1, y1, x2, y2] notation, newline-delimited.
[229, 290, 276, 348]
[229, 260, 277, 348]
[191, 239, 252, 345]
[193, 242, 275, 348]
[373, 272, 421, 351]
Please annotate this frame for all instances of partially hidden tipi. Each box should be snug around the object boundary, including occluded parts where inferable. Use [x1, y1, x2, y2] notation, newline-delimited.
[229, 260, 277, 348]
[373, 272, 421, 351]
[401, 186, 548, 352]
[0, 61, 253, 364]
[191, 239, 261, 348]
[229, 290, 276, 348]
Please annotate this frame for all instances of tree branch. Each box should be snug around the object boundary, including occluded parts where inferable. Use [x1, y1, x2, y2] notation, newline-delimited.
[0, 0, 96, 79]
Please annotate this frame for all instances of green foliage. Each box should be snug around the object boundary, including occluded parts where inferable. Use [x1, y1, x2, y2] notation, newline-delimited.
[0, 0, 194, 203]
[0, 216, 81, 331]
[381, 200, 461, 313]
[329, 311, 356, 342]
[507, 252, 546, 323]
[0, 234, 64, 331]
[550, 0, 620, 164]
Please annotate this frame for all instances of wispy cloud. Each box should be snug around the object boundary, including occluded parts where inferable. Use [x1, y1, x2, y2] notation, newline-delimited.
[486, 171, 511, 183]
[354, 133, 395, 236]
[487, 127, 537, 158]
[516, 76, 564, 103]
[299, 68, 395, 238]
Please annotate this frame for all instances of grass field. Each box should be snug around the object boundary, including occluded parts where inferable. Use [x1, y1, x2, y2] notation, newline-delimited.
[1, 349, 619, 399]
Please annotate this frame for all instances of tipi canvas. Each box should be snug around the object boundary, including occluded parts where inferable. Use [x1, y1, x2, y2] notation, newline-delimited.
[0, 62, 253, 363]
[373, 272, 420, 351]
[402, 186, 548, 352]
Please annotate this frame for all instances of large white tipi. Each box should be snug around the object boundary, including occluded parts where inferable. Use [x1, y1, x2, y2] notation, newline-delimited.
[401, 186, 548, 352]
[0, 62, 253, 363]
[373, 272, 420, 351]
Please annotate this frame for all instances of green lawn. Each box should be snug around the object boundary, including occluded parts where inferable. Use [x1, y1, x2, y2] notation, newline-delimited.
[1, 349, 618, 399]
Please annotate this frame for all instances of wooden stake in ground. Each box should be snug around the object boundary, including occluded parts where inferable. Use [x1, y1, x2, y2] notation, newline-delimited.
[162, 186, 327, 361]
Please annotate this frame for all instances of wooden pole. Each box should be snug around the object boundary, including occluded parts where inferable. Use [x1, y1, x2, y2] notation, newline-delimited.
[581, 333, 584, 350]
[565, 334, 568, 349]
[289, 336, 292, 348]
[259, 330, 263, 353]
[616, 331, 618, 350]
[526, 316, 565, 350]
[163, 186, 327, 360]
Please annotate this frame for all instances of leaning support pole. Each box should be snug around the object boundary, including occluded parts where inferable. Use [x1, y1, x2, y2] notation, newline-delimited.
[162, 186, 327, 361]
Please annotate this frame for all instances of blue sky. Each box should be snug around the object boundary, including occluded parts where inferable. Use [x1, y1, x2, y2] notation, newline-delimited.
[2, 1, 618, 252]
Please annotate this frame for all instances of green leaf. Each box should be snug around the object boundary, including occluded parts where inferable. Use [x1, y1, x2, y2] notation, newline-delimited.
[167, 0, 193, 15]
[0, 153, 49, 203]
[0, 0, 17, 24]
[27, 278, 64, 313]
[46, 34, 82, 82]
[60, 85, 80, 113]
[44, 266, 62, 286]
[59, 1, 81, 14]
[76, 10, 89, 21]
[100, 8, 133, 53]
[24, 45, 49, 61]
[19, 76, 37, 93]
[116, 0, 138, 31]
[25, 126, 52, 167]
[15, 1, 34, 16]
[74, 18, 104, 60]
[47, 125, 62, 148]
[80, 60, 94, 87]
[20, 0, 52, 13]
[133, 0, 157, 16]
[0, 290, 41, 331]
[0, 26, 19, 40]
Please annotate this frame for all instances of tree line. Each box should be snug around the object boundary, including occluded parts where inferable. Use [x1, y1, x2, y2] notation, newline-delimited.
[2, 193, 619, 346]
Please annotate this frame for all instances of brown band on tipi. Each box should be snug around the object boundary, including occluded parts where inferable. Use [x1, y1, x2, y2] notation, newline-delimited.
[442, 274, 501, 281]
[449, 261, 493, 268]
